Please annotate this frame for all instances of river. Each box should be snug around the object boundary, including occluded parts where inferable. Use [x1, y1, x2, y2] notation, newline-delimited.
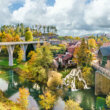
[0, 68, 106, 110]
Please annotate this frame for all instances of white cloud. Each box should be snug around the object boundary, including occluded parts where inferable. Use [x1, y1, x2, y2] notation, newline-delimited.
[0, 0, 12, 25]
[0, 0, 110, 36]
[84, 0, 110, 27]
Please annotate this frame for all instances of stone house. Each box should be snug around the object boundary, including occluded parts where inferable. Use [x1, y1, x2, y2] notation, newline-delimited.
[98, 46, 110, 70]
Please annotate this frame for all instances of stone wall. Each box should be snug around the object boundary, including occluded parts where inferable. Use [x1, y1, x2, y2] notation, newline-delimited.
[95, 71, 110, 95]
[105, 60, 110, 70]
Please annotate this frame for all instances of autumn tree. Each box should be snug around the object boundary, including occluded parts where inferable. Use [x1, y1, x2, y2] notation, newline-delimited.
[88, 39, 97, 49]
[17, 87, 30, 109]
[106, 93, 110, 108]
[73, 38, 93, 68]
[39, 91, 56, 110]
[47, 71, 62, 90]
[17, 49, 24, 63]
[20, 43, 53, 90]
[13, 34, 20, 42]
[5, 33, 14, 42]
[73, 37, 80, 40]
[65, 99, 83, 110]
[82, 66, 94, 86]
[58, 44, 66, 50]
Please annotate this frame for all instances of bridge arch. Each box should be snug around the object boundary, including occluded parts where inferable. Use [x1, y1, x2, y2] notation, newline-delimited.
[0, 41, 45, 66]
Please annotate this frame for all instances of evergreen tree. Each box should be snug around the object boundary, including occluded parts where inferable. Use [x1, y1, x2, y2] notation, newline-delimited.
[73, 38, 93, 68]
[25, 29, 33, 41]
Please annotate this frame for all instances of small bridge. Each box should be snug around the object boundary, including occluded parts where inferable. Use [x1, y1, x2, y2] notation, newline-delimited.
[92, 63, 110, 95]
[0, 41, 45, 66]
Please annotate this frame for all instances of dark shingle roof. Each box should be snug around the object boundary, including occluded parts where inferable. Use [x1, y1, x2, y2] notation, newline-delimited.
[99, 46, 110, 56]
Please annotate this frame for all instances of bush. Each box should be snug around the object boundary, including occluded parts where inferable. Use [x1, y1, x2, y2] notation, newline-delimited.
[65, 99, 83, 110]
[39, 91, 56, 110]
[106, 93, 110, 108]
[96, 97, 106, 110]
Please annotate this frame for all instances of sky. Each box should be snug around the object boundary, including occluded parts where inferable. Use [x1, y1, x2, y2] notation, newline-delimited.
[0, 0, 110, 36]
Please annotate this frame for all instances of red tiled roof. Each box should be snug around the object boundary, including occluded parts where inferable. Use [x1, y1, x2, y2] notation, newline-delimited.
[102, 42, 110, 47]
[62, 54, 73, 60]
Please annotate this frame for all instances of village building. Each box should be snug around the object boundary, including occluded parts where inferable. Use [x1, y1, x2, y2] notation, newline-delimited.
[54, 40, 81, 68]
[98, 46, 110, 70]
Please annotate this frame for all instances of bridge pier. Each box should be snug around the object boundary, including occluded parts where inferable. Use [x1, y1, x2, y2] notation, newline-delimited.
[0, 46, 2, 52]
[7, 45, 15, 66]
[20, 44, 28, 61]
[33, 44, 37, 50]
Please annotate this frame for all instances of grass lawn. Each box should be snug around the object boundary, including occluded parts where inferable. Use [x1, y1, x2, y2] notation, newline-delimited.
[0, 57, 24, 69]
[58, 68, 72, 78]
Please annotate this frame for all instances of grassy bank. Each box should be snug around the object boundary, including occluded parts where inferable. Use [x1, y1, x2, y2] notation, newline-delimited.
[0, 57, 24, 69]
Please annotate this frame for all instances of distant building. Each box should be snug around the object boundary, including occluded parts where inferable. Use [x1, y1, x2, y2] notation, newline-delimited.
[49, 40, 61, 45]
[55, 53, 73, 67]
[98, 46, 110, 70]
[102, 42, 110, 47]
[67, 41, 81, 54]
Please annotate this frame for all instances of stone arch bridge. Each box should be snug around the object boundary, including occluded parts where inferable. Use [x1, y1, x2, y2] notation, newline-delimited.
[0, 41, 45, 66]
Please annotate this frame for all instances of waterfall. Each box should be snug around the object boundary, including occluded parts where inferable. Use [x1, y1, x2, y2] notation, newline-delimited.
[71, 77, 77, 91]
[63, 68, 89, 91]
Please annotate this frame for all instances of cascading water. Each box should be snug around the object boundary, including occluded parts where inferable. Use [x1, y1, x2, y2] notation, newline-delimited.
[63, 68, 89, 91]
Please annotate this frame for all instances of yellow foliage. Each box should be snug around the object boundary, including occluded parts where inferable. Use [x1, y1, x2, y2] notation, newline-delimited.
[17, 49, 24, 63]
[58, 44, 66, 50]
[73, 46, 80, 64]
[6, 33, 14, 42]
[39, 91, 56, 110]
[106, 93, 110, 108]
[50, 45, 61, 50]
[82, 67, 93, 86]
[88, 39, 97, 49]
[47, 71, 62, 90]
[65, 99, 83, 110]
[73, 37, 80, 40]
[14, 35, 20, 42]
[17, 87, 30, 109]
[0, 102, 24, 110]
[28, 51, 37, 64]
[0, 70, 5, 74]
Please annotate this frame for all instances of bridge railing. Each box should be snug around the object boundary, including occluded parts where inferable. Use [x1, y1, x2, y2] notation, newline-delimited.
[92, 63, 110, 78]
[0, 41, 46, 46]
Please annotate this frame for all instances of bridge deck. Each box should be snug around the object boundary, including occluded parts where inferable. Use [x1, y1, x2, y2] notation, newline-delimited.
[0, 41, 45, 46]
[92, 63, 110, 79]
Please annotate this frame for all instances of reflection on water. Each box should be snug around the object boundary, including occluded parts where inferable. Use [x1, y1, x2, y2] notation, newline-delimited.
[53, 97, 65, 110]
[0, 69, 40, 110]
[0, 69, 101, 110]
[0, 79, 8, 91]
[64, 89, 96, 110]
[9, 92, 39, 110]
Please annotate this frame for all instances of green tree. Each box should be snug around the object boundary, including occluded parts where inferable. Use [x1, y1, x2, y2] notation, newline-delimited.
[25, 30, 33, 41]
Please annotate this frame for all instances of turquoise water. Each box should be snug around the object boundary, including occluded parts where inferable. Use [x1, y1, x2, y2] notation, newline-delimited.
[0, 69, 106, 110]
